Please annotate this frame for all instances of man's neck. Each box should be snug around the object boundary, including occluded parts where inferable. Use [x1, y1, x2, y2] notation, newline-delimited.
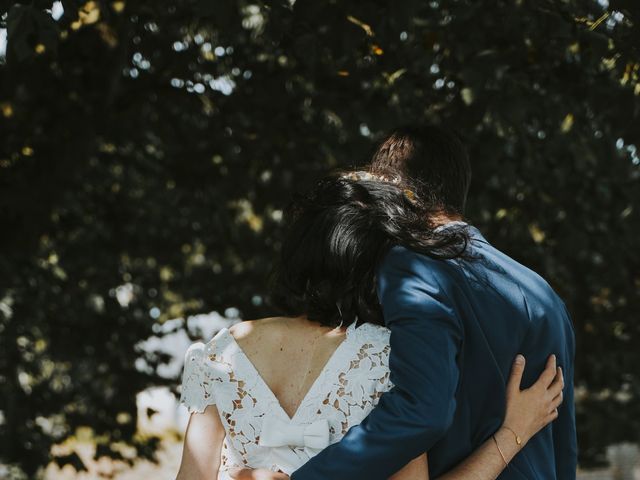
[432, 212, 464, 227]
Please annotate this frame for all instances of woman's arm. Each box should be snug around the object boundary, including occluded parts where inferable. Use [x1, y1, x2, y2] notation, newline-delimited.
[437, 354, 564, 480]
[176, 405, 226, 480]
[229, 354, 563, 480]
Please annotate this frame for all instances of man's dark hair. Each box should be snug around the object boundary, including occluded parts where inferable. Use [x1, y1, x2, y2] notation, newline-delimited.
[369, 125, 472, 214]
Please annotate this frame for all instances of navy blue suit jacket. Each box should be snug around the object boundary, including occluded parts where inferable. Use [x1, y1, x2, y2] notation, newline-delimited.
[292, 226, 577, 479]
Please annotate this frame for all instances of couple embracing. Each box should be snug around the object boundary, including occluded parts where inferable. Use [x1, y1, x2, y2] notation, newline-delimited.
[176, 125, 577, 480]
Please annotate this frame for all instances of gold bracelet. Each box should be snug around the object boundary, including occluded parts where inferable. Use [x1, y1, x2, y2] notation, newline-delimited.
[492, 434, 508, 466]
[502, 426, 523, 446]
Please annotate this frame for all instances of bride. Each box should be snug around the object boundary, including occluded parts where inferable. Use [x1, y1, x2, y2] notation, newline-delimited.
[175, 172, 564, 480]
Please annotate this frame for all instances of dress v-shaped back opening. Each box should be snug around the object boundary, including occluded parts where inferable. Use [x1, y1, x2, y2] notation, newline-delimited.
[223, 322, 355, 421]
[179, 319, 392, 474]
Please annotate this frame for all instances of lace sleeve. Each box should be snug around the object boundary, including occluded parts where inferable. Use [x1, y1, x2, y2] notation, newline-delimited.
[179, 341, 218, 414]
[356, 323, 394, 403]
[371, 341, 394, 403]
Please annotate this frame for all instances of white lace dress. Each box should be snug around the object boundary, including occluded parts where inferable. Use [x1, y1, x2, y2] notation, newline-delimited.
[179, 321, 393, 477]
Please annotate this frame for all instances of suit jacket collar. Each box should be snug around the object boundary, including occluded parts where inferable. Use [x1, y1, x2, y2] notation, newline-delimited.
[466, 225, 490, 245]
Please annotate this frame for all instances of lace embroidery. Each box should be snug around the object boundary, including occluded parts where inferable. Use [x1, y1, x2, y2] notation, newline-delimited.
[179, 323, 393, 473]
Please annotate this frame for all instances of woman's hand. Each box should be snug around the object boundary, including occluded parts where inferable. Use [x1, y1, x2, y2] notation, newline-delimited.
[502, 354, 564, 447]
[435, 354, 566, 479]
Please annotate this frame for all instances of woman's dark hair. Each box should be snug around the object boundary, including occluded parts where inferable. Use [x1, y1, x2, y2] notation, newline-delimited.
[270, 171, 470, 328]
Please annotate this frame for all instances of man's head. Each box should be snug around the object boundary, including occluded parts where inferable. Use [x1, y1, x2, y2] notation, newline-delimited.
[369, 125, 472, 215]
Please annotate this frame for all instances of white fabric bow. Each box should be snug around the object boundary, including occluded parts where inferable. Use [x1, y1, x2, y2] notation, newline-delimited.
[259, 416, 331, 450]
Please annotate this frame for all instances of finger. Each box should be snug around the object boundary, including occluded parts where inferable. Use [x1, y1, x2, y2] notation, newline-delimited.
[507, 354, 526, 396]
[548, 367, 564, 398]
[544, 408, 560, 425]
[534, 354, 557, 389]
[550, 390, 564, 411]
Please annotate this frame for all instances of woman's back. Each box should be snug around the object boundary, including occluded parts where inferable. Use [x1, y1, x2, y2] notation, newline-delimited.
[180, 317, 392, 476]
[229, 317, 350, 419]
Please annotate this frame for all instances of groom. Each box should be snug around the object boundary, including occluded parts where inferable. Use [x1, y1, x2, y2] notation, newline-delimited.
[255, 125, 577, 479]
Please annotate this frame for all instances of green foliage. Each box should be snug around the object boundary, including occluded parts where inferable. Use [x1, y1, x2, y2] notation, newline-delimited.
[1, 0, 639, 475]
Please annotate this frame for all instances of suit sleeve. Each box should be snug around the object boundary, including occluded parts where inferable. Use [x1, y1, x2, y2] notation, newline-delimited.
[291, 246, 463, 480]
[553, 302, 578, 478]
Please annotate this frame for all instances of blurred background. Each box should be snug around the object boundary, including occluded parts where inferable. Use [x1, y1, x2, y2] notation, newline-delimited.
[0, 0, 639, 478]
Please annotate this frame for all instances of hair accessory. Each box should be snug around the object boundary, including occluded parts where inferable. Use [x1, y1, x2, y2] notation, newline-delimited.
[340, 170, 401, 184]
[341, 170, 418, 204]
[403, 188, 417, 204]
